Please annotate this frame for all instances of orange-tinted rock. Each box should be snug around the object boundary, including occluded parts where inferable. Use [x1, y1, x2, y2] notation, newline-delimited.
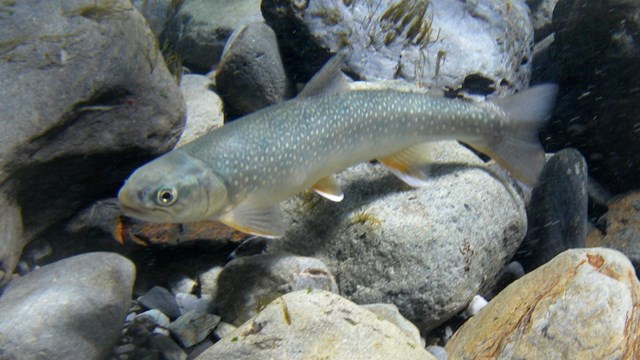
[115, 216, 250, 246]
[445, 248, 640, 359]
[587, 191, 640, 272]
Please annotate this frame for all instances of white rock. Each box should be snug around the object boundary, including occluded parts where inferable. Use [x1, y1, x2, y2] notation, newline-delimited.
[176, 74, 224, 147]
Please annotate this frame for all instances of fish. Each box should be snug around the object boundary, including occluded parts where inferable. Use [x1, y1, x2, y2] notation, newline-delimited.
[118, 58, 558, 238]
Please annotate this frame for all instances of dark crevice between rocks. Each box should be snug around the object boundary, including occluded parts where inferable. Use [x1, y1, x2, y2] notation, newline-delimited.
[4, 149, 153, 241]
[460, 74, 495, 95]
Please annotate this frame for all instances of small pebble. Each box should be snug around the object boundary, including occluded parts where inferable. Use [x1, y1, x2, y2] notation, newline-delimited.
[212, 322, 237, 340]
[113, 343, 136, 356]
[426, 345, 447, 360]
[198, 266, 224, 299]
[461, 295, 489, 319]
[136, 309, 170, 329]
[168, 275, 197, 295]
[15, 260, 31, 275]
[175, 292, 212, 315]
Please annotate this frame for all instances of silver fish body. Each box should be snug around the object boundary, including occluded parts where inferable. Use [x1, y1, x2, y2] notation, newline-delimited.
[118, 84, 558, 237]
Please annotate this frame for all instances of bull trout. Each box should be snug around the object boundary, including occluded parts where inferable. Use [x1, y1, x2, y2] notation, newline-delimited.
[118, 59, 557, 238]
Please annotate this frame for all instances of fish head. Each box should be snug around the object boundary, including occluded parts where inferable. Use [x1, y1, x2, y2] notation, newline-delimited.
[118, 151, 228, 223]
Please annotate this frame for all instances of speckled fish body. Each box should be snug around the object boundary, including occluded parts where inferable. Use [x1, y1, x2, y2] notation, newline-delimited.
[183, 90, 504, 204]
[118, 83, 557, 237]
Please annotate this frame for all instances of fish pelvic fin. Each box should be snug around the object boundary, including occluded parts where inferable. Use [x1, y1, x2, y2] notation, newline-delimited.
[476, 83, 558, 185]
[218, 201, 285, 238]
[312, 175, 344, 202]
[378, 143, 436, 187]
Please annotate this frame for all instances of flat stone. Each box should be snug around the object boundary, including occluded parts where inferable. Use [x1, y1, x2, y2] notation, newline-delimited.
[136, 309, 171, 329]
[0, 252, 135, 360]
[196, 290, 437, 360]
[138, 286, 182, 319]
[445, 248, 640, 359]
[168, 310, 220, 348]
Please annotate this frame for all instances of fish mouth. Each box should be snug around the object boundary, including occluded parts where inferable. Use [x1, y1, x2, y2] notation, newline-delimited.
[117, 190, 151, 220]
[119, 203, 144, 217]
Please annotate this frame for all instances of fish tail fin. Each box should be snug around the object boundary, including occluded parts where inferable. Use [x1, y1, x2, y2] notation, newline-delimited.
[474, 84, 558, 185]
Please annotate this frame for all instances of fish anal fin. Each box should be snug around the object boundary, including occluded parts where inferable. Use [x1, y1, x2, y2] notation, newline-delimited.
[311, 175, 344, 202]
[218, 201, 284, 238]
[378, 143, 435, 187]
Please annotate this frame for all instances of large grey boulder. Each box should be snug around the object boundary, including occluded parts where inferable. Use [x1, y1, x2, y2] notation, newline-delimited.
[262, 0, 533, 96]
[198, 290, 437, 360]
[0, 0, 185, 241]
[268, 141, 528, 332]
[0, 252, 136, 360]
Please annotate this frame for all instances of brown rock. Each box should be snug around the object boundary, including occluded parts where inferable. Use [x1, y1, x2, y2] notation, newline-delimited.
[115, 217, 250, 246]
[587, 191, 640, 273]
[445, 248, 640, 359]
[67, 198, 249, 246]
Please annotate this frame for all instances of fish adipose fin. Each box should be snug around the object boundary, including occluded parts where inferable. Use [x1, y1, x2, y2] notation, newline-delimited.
[378, 143, 436, 187]
[312, 175, 344, 202]
[218, 201, 285, 238]
[472, 84, 558, 185]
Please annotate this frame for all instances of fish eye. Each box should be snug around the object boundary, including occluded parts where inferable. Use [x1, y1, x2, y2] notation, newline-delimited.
[156, 188, 178, 206]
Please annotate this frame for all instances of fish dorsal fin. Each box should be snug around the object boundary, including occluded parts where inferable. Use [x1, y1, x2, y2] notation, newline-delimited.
[297, 54, 351, 98]
[311, 174, 344, 202]
[378, 143, 436, 187]
[218, 201, 285, 238]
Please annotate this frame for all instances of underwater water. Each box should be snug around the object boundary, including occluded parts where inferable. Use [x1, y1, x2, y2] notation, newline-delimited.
[0, 0, 639, 359]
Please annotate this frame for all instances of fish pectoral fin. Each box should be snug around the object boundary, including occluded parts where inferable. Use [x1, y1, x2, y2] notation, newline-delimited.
[378, 143, 435, 187]
[218, 202, 285, 239]
[311, 175, 344, 202]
